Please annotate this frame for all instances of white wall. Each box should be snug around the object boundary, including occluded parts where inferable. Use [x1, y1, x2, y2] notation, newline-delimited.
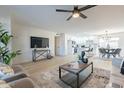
[65, 34, 86, 55]
[55, 33, 74, 56]
[12, 23, 56, 64]
[57, 34, 85, 56]
[0, 17, 11, 32]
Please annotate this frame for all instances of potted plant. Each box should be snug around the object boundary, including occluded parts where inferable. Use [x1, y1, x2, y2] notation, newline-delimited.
[0, 23, 21, 65]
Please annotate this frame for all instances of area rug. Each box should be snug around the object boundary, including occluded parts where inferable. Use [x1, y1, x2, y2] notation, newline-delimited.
[29, 67, 110, 88]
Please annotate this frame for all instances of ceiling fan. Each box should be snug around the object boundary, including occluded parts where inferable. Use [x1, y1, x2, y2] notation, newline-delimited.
[56, 5, 97, 21]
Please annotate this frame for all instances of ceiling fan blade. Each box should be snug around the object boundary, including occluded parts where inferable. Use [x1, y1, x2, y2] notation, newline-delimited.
[66, 15, 73, 21]
[80, 13, 87, 19]
[79, 5, 97, 11]
[56, 9, 73, 12]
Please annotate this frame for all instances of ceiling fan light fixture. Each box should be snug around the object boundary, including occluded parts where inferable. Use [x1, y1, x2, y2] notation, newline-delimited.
[73, 12, 79, 18]
[56, 5, 97, 20]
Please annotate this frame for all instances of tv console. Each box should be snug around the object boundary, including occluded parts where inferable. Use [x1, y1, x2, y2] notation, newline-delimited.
[32, 49, 52, 62]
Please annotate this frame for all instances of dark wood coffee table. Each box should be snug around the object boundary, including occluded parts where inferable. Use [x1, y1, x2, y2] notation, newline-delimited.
[59, 62, 93, 88]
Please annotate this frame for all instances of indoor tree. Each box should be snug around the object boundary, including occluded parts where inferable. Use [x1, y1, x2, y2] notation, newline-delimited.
[0, 23, 21, 65]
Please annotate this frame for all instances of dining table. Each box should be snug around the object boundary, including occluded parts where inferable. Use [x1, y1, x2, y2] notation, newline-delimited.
[104, 48, 116, 58]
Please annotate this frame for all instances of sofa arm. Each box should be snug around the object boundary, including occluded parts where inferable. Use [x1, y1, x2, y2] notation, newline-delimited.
[9, 77, 39, 88]
[4, 73, 27, 83]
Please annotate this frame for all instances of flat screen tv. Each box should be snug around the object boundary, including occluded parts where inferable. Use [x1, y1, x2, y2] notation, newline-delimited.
[30, 36, 49, 48]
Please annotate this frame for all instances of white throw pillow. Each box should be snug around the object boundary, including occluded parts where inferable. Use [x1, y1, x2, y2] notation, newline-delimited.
[0, 63, 14, 79]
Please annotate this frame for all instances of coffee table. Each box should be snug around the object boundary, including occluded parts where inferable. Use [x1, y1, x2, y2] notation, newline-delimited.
[59, 62, 93, 88]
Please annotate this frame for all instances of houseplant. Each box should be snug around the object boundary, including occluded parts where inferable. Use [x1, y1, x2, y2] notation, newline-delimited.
[0, 23, 21, 65]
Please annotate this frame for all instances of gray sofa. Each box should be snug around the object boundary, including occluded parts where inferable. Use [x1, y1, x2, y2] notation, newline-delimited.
[3, 65, 38, 88]
[3, 65, 27, 82]
[9, 77, 38, 88]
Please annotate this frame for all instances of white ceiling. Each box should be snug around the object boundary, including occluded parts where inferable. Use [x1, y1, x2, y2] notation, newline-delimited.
[1, 5, 124, 36]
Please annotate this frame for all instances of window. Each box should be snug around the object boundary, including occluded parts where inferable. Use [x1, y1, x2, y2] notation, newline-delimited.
[99, 37, 119, 48]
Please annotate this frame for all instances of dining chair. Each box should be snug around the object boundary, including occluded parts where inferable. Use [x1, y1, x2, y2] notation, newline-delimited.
[111, 48, 121, 57]
[99, 48, 106, 58]
[116, 48, 121, 57]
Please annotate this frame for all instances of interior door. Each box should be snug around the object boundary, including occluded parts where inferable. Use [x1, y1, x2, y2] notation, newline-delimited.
[67, 40, 73, 55]
[55, 36, 61, 56]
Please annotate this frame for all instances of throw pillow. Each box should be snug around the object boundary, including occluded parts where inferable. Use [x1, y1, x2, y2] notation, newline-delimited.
[0, 63, 14, 79]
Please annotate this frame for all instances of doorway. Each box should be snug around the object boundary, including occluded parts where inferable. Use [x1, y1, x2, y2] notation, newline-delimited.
[67, 40, 74, 55]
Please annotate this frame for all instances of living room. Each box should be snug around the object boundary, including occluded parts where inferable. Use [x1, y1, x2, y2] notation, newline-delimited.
[0, 5, 124, 88]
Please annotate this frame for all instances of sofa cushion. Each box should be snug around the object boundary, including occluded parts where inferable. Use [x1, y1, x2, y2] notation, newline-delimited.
[9, 77, 38, 88]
